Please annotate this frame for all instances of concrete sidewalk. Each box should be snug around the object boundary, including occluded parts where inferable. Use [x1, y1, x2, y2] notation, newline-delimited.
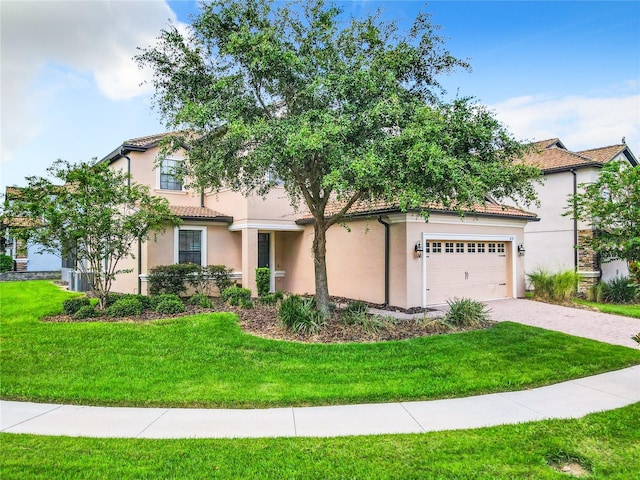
[2, 366, 638, 439]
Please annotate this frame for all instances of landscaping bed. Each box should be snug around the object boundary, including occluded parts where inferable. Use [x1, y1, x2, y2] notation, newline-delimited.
[42, 297, 491, 344]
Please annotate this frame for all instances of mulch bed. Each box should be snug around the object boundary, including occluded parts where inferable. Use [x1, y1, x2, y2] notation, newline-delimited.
[42, 298, 494, 344]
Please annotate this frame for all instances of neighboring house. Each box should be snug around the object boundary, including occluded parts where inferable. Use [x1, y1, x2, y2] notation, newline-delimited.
[2, 187, 61, 273]
[515, 138, 638, 289]
[103, 133, 537, 309]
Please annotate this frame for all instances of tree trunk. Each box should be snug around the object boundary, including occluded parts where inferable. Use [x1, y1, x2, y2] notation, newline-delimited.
[312, 218, 331, 318]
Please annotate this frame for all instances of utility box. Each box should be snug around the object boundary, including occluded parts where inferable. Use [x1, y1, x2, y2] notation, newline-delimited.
[70, 270, 94, 292]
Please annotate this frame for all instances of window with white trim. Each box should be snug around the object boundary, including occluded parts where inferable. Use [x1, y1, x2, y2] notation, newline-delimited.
[432, 242, 442, 253]
[159, 159, 183, 191]
[456, 242, 464, 253]
[467, 242, 476, 253]
[424, 242, 430, 254]
[445, 242, 454, 253]
[497, 243, 505, 253]
[477, 243, 485, 253]
[174, 226, 207, 266]
[488, 243, 496, 253]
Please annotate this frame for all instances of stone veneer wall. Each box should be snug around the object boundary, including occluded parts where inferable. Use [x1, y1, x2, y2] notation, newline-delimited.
[0, 271, 62, 282]
[577, 229, 600, 292]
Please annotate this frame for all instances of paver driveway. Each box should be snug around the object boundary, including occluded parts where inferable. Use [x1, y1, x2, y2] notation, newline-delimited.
[485, 299, 640, 349]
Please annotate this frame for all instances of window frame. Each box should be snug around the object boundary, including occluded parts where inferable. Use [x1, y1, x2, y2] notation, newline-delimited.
[174, 226, 207, 267]
[158, 157, 184, 191]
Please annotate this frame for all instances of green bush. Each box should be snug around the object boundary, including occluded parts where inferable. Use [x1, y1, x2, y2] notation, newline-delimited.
[221, 286, 251, 306]
[601, 276, 639, 304]
[208, 265, 234, 295]
[279, 295, 325, 334]
[74, 305, 100, 320]
[255, 267, 271, 297]
[62, 297, 91, 315]
[259, 293, 279, 305]
[189, 293, 213, 308]
[155, 298, 186, 315]
[150, 294, 182, 309]
[148, 264, 200, 296]
[106, 298, 144, 318]
[527, 269, 580, 302]
[444, 298, 491, 328]
[0, 254, 13, 272]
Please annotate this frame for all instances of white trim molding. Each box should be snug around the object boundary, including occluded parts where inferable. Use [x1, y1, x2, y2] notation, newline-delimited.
[228, 221, 304, 232]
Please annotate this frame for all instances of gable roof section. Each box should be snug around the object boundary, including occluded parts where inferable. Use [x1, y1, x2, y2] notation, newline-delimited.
[169, 205, 233, 223]
[296, 198, 538, 224]
[100, 132, 187, 164]
[520, 138, 638, 172]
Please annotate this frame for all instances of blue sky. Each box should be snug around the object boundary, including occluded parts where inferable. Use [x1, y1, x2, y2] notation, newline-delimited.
[2, 1, 639, 192]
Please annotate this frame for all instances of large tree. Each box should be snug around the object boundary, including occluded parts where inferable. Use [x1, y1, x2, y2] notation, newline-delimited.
[2, 160, 179, 309]
[569, 161, 640, 283]
[137, 0, 540, 315]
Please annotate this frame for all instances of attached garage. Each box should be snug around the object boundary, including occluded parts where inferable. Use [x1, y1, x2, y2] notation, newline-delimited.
[422, 234, 514, 306]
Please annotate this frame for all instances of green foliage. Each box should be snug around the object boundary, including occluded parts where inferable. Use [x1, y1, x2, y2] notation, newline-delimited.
[527, 269, 580, 302]
[137, 0, 540, 317]
[2, 159, 179, 309]
[255, 267, 271, 297]
[154, 298, 186, 315]
[344, 300, 368, 316]
[148, 264, 200, 296]
[568, 161, 640, 278]
[220, 286, 251, 306]
[0, 254, 13, 272]
[342, 301, 385, 333]
[74, 305, 100, 320]
[190, 293, 213, 309]
[444, 298, 491, 327]
[150, 294, 182, 309]
[600, 276, 639, 304]
[207, 265, 234, 295]
[62, 297, 91, 315]
[106, 298, 144, 318]
[279, 295, 325, 334]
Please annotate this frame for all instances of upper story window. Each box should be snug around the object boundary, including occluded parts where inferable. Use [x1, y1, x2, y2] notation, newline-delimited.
[159, 159, 183, 191]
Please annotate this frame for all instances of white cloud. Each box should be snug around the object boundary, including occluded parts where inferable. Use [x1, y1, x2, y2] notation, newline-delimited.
[0, 0, 183, 163]
[490, 90, 640, 156]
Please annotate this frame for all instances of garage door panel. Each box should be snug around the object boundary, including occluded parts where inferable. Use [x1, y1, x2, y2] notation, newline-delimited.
[425, 240, 509, 305]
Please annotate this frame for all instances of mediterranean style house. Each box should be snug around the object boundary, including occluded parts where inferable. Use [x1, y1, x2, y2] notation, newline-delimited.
[514, 138, 638, 289]
[101, 133, 537, 309]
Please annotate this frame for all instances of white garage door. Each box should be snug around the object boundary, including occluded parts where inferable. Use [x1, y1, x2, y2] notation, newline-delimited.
[425, 240, 510, 305]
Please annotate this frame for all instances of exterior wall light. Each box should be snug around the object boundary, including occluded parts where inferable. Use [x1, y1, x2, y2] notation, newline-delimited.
[518, 244, 526, 256]
[414, 241, 423, 258]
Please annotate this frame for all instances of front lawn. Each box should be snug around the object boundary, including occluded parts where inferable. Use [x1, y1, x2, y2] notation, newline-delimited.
[574, 299, 640, 319]
[1, 281, 639, 408]
[2, 404, 639, 479]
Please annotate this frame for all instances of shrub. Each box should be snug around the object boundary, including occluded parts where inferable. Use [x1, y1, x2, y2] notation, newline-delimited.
[190, 293, 213, 308]
[255, 267, 271, 297]
[527, 269, 579, 302]
[150, 294, 182, 309]
[74, 305, 100, 320]
[259, 293, 279, 305]
[0, 254, 13, 272]
[155, 298, 185, 315]
[106, 298, 144, 318]
[601, 276, 639, 304]
[208, 265, 234, 295]
[105, 293, 124, 307]
[341, 309, 386, 333]
[444, 298, 491, 328]
[62, 297, 91, 315]
[221, 286, 251, 306]
[279, 295, 325, 334]
[148, 264, 200, 296]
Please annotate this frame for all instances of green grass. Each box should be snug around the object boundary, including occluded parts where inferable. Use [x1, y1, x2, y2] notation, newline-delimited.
[1, 281, 639, 408]
[574, 299, 640, 319]
[2, 404, 639, 479]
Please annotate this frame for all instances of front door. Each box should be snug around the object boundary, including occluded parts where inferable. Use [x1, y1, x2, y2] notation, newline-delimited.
[258, 233, 271, 269]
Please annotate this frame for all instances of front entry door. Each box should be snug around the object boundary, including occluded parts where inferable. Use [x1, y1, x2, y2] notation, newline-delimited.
[258, 233, 271, 269]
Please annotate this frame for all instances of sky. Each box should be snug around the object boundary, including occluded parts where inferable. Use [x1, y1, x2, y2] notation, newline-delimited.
[1, 0, 639, 192]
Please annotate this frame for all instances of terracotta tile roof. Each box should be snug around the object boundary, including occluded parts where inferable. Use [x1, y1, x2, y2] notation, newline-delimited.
[123, 132, 175, 149]
[169, 205, 232, 222]
[298, 198, 537, 223]
[5, 186, 22, 198]
[1, 216, 40, 228]
[576, 144, 626, 163]
[520, 139, 632, 172]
